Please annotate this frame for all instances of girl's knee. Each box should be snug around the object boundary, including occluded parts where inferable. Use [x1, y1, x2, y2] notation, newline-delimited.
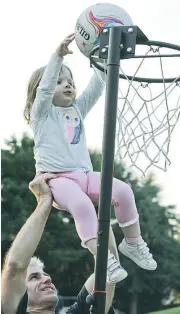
[113, 180, 135, 205]
[122, 182, 134, 198]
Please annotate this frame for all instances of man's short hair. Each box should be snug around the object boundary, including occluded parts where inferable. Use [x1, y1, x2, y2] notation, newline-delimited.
[29, 256, 44, 269]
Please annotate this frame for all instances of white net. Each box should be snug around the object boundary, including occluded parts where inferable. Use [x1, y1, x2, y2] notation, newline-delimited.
[93, 45, 180, 175]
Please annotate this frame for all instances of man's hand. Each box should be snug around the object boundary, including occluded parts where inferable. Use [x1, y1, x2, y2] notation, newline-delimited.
[29, 173, 57, 202]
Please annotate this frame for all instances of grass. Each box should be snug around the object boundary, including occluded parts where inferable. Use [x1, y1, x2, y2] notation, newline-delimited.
[149, 307, 180, 314]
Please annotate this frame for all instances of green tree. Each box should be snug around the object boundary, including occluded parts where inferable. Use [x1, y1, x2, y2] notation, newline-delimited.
[1, 135, 180, 314]
[113, 177, 180, 314]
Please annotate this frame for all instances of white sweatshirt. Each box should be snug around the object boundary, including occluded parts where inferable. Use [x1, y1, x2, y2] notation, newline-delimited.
[30, 53, 105, 173]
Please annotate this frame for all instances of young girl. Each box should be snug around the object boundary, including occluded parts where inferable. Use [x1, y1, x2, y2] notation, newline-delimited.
[24, 33, 157, 284]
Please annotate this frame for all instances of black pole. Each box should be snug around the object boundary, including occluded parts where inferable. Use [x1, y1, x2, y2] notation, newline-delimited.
[91, 26, 122, 314]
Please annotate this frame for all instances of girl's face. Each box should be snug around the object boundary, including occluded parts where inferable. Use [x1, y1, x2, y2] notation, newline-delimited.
[53, 67, 76, 107]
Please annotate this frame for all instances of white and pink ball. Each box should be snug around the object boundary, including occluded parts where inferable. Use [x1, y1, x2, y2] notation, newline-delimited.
[75, 3, 133, 57]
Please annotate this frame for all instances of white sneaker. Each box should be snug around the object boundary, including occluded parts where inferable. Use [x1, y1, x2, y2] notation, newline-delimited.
[107, 252, 128, 284]
[118, 238, 157, 271]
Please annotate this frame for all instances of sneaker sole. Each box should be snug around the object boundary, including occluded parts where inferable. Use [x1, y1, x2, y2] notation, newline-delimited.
[119, 244, 157, 271]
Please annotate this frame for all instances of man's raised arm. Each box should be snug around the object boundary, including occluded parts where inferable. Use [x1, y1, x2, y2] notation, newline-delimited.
[1, 173, 56, 314]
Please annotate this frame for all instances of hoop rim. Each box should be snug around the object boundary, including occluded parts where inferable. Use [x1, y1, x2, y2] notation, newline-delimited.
[90, 40, 180, 83]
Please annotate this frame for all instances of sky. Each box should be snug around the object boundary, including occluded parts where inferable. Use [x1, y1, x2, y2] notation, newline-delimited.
[1, 0, 180, 213]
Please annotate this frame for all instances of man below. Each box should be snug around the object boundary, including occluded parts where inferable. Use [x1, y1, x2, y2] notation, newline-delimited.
[1, 173, 117, 314]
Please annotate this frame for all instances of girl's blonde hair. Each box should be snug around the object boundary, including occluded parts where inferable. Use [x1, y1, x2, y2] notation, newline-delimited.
[24, 64, 74, 124]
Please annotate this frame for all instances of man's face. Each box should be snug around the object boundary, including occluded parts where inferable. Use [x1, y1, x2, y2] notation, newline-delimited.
[26, 265, 58, 312]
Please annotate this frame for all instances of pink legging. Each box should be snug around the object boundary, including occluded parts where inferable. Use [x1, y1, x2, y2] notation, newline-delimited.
[49, 171, 139, 247]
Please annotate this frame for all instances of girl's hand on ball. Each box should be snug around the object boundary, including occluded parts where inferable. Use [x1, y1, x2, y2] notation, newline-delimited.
[56, 33, 75, 57]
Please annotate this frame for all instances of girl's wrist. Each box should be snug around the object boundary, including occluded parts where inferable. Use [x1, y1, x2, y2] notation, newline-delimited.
[55, 49, 63, 58]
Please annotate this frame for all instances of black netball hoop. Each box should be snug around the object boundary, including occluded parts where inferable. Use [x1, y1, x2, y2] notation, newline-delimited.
[88, 25, 180, 314]
[90, 25, 180, 83]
